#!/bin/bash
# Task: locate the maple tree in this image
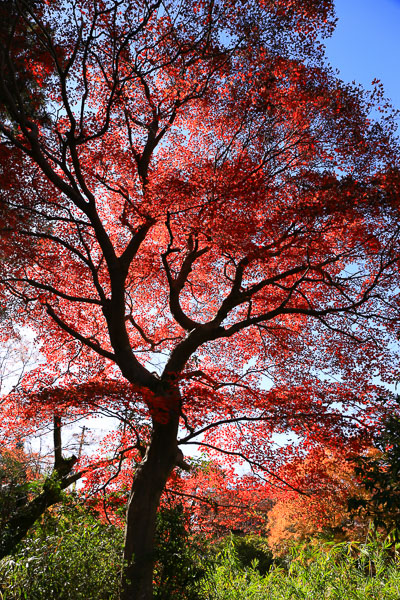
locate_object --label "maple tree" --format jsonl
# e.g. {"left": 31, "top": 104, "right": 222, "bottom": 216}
{"left": 266, "top": 446, "right": 371, "bottom": 552}
{"left": 1, "top": 0, "right": 400, "bottom": 598}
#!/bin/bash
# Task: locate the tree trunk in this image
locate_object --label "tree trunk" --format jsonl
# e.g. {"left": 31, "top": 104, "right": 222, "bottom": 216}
{"left": 120, "top": 409, "right": 180, "bottom": 600}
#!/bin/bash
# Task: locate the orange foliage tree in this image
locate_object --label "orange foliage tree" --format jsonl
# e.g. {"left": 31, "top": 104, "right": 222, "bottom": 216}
{"left": 267, "top": 446, "right": 371, "bottom": 552}
{"left": 1, "top": 0, "right": 400, "bottom": 597}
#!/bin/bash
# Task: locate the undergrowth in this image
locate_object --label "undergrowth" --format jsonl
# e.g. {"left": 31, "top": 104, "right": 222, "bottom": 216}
{"left": 200, "top": 534, "right": 400, "bottom": 599}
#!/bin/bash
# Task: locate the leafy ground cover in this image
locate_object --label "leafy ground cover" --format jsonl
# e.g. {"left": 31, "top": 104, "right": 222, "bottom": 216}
{"left": 1, "top": 506, "right": 400, "bottom": 600}
{"left": 0, "top": 503, "right": 123, "bottom": 600}
{"left": 201, "top": 535, "right": 400, "bottom": 600}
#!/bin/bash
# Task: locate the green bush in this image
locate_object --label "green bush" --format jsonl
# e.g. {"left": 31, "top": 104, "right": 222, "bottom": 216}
{"left": 154, "top": 503, "right": 208, "bottom": 600}
{"left": 0, "top": 449, "right": 32, "bottom": 528}
{"left": 349, "top": 396, "right": 400, "bottom": 537}
{"left": 226, "top": 535, "right": 273, "bottom": 576}
{"left": 200, "top": 534, "right": 400, "bottom": 599}
{"left": 0, "top": 499, "right": 207, "bottom": 600}
{"left": 0, "top": 500, "right": 123, "bottom": 600}
{"left": 3, "top": 498, "right": 400, "bottom": 600}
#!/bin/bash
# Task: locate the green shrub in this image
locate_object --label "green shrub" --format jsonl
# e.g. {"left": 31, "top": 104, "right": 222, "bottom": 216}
{"left": 4, "top": 498, "right": 400, "bottom": 600}
{"left": 0, "top": 499, "right": 206, "bottom": 600}
{"left": 0, "top": 448, "right": 33, "bottom": 528}
{"left": 200, "top": 534, "right": 400, "bottom": 599}
{"left": 0, "top": 500, "right": 123, "bottom": 600}
{"left": 227, "top": 535, "right": 273, "bottom": 576}
{"left": 154, "top": 503, "right": 208, "bottom": 600}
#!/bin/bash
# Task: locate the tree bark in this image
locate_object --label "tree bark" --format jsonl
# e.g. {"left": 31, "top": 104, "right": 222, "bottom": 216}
{"left": 120, "top": 408, "right": 180, "bottom": 600}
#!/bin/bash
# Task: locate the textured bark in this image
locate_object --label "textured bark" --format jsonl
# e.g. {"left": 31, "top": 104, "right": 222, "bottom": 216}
{"left": 120, "top": 410, "right": 180, "bottom": 600}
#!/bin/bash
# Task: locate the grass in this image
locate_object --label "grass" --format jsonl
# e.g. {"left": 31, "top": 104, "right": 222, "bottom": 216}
{"left": 200, "top": 534, "right": 400, "bottom": 599}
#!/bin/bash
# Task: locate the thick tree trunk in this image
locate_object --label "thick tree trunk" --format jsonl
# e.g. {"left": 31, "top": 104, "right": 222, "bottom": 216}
{"left": 120, "top": 409, "right": 180, "bottom": 600}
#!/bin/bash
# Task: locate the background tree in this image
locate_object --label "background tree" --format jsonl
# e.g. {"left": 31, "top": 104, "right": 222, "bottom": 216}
{"left": 0, "top": 416, "right": 80, "bottom": 559}
{"left": 0, "top": 378, "right": 149, "bottom": 557}
{"left": 349, "top": 395, "right": 400, "bottom": 537}
{"left": 0, "top": 445, "right": 41, "bottom": 527}
{"left": 267, "top": 446, "right": 371, "bottom": 553}
{"left": 0, "top": 1, "right": 400, "bottom": 598}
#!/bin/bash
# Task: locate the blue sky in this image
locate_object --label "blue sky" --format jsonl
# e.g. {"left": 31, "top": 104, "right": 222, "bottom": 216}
{"left": 325, "top": 0, "right": 400, "bottom": 115}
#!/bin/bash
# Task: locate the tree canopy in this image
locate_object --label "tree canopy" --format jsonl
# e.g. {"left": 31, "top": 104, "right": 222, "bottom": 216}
{"left": 0, "top": 1, "right": 399, "bottom": 598}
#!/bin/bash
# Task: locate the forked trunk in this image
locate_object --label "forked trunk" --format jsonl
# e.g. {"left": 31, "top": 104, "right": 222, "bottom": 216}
{"left": 120, "top": 410, "right": 180, "bottom": 600}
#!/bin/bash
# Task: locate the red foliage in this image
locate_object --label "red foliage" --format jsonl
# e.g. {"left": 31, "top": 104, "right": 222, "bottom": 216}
{"left": 0, "top": 0, "right": 399, "bottom": 593}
